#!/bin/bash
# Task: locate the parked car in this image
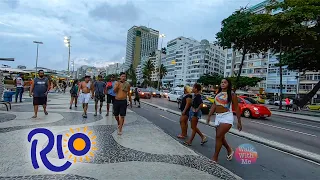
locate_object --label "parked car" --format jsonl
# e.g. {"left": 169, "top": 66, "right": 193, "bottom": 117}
{"left": 138, "top": 88, "right": 151, "bottom": 99}
{"left": 234, "top": 96, "right": 272, "bottom": 118}
{"left": 306, "top": 103, "right": 320, "bottom": 110}
{"left": 168, "top": 91, "right": 183, "bottom": 102}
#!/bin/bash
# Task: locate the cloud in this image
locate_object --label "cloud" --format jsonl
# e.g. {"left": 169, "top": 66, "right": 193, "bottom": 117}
{"left": 2, "top": 0, "right": 19, "bottom": 9}
{"left": 0, "top": 32, "right": 36, "bottom": 38}
{"left": 89, "top": 1, "right": 140, "bottom": 22}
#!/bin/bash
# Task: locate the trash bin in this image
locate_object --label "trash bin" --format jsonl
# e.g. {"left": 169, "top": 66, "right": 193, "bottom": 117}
{"left": 3, "top": 91, "right": 15, "bottom": 102}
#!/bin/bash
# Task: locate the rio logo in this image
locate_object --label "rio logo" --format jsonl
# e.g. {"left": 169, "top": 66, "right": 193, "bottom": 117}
{"left": 28, "top": 126, "right": 97, "bottom": 172}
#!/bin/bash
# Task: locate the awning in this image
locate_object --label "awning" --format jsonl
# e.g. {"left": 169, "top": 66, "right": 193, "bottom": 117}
{"left": 0, "top": 68, "right": 28, "bottom": 73}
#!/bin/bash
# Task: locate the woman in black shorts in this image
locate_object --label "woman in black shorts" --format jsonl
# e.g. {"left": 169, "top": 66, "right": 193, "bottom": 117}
{"left": 177, "top": 86, "right": 192, "bottom": 139}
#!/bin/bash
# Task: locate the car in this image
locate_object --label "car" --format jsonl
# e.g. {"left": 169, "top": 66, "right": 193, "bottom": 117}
{"left": 138, "top": 88, "right": 151, "bottom": 99}
{"left": 161, "top": 90, "right": 169, "bottom": 98}
{"left": 147, "top": 88, "right": 161, "bottom": 98}
{"left": 234, "top": 96, "right": 272, "bottom": 118}
{"left": 306, "top": 103, "right": 320, "bottom": 110}
{"left": 167, "top": 91, "right": 183, "bottom": 102}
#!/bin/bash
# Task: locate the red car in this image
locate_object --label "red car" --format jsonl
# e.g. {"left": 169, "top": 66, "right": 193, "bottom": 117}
{"left": 232, "top": 96, "right": 271, "bottom": 118}
{"left": 138, "top": 88, "right": 151, "bottom": 99}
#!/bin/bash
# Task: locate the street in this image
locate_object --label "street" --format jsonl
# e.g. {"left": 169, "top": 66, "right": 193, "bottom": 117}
{"left": 141, "top": 98, "right": 320, "bottom": 154}
{"left": 128, "top": 98, "right": 320, "bottom": 179}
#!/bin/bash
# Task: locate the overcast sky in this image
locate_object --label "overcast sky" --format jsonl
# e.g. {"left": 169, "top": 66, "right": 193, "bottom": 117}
{"left": 0, "top": 0, "right": 263, "bottom": 70}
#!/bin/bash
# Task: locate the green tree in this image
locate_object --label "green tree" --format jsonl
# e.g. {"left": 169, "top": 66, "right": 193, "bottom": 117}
{"left": 142, "top": 59, "right": 155, "bottom": 87}
{"left": 229, "top": 76, "right": 262, "bottom": 90}
{"left": 251, "top": 0, "right": 319, "bottom": 108}
{"left": 197, "top": 73, "right": 223, "bottom": 87}
{"left": 216, "top": 9, "right": 264, "bottom": 91}
{"left": 126, "top": 64, "right": 137, "bottom": 86}
{"left": 269, "top": 0, "right": 320, "bottom": 107}
{"left": 156, "top": 64, "right": 168, "bottom": 89}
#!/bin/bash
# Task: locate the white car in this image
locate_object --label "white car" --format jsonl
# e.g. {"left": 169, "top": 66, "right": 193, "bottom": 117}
{"left": 274, "top": 99, "right": 293, "bottom": 106}
{"left": 167, "top": 91, "right": 183, "bottom": 102}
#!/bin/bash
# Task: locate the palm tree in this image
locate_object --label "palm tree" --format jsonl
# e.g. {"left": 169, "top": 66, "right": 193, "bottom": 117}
{"left": 142, "top": 59, "right": 154, "bottom": 87}
{"left": 126, "top": 64, "right": 137, "bottom": 86}
{"left": 158, "top": 64, "right": 167, "bottom": 88}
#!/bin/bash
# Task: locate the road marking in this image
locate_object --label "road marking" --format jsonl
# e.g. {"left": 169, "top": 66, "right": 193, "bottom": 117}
{"left": 251, "top": 120, "right": 317, "bottom": 137}
{"left": 285, "top": 121, "right": 320, "bottom": 129}
{"left": 159, "top": 115, "right": 178, "bottom": 124}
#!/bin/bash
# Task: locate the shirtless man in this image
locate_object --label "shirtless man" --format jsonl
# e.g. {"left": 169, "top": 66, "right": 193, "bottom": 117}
{"left": 113, "top": 72, "right": 132, "bottom": 135}
{"left": 78, "top": 75, "right": 93, "bottom": 118}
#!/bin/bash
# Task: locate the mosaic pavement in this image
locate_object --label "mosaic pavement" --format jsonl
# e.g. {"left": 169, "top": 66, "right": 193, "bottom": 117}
{"left": 0, "top": 93, "right": 241, "bottom": 180}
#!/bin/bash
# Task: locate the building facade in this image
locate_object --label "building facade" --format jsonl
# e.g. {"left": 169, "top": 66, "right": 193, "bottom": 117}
{"left": 162, "top": 37, "right": 225, "bottom": 88}
{"left": 124, "top": 26, "right": 159, "bottom": 71}
{"left": 105, "top": 63, "right": 124, "bottom": 76}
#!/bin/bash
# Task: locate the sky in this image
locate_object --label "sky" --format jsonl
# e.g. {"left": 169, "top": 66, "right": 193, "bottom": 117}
{"left": 0, "top": 0, "right": 263, "bottom": 70}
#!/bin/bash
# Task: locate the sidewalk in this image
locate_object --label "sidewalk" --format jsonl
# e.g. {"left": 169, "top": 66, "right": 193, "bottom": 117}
{"left": 0, "top": 93, "right": 241, "bottom": 180}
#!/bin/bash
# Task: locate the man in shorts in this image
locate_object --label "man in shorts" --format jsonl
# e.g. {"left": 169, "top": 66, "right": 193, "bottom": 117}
{"left": 93, "top": 75, "right": 106, "bottom": 116}
{"left": 113, "top": 72, "right": 132, "bottom": 135}
{"left": 78, "top": 75, "right": 93, "bottom": 118}
{"left": 29, "top": 70, "right": 50, "bottom": 118}
{"left": 106, "top": 74, "right": 116, "bottom": 116}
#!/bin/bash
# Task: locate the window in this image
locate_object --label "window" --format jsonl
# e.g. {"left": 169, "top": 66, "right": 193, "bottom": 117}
{"left": 306, "top": 74, "right": 313, "bottom": 80}
{"left": 226, "top": 66, "right": 231, "bottom": 69}
{"left": 314, "top": 74, "right": 320, "bottom": 80}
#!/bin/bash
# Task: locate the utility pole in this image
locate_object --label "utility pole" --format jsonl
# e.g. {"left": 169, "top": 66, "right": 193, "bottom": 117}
{"left": 33, "top": 41, "right": 43, "bottom": 77}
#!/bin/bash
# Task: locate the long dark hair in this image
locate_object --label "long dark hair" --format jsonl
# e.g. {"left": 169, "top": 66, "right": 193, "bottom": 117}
{"left": 217, "top": 78, "right": 232, "bottom": 103}
{"left": 72, "top": 80, "right": 78, "bottom": 87}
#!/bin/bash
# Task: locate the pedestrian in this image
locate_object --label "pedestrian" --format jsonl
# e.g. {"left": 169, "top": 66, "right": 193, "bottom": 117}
{"left": 29, "top": 70, "right": 50, "bottom": 118}
{"left": 14, "top": 73, "right": 24, "bottom": 103}
{"left": 134, "top": 87, "right": 141, "bottom": 108}
{"left": 63, "top": 81, "right": 67, "bottom": 93}
{"left": 184, "top": 83, "right": 207, "bottom": 146}
{"left": 292, "top": 99, "right": 299, "bottom": 112}
{"left": 78, "top": 75, "right": 93, "bottom": 118}
{"left": 93, "top": 75, "right": 106, "bottom": 116}
{"left": 113, "top": 72, "right": 132, "bottom": 135}
{"left": 69, "top": 80, "right": 79, "bottom": 109}
{"left": 177, "top": 85, "right": 192, "bottom": 139}
{"left": 285, "top": 97, "right": 290, "bottom": 111}
{"left": 207, "top": 78, "right": 242, "bottom": 163}
{"left": 106, "top": 74, "right": 116, "bottom": 116}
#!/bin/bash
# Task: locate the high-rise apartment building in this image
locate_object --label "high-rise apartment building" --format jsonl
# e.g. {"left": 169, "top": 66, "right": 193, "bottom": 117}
{"left": 224, "top": 0, "right": 298, "bottom": 95}
{"left": 162, "top": 37, "right": 225, "bottom": 88}
{"left": 124, "top": 26, "right": 159, "bottom": 71}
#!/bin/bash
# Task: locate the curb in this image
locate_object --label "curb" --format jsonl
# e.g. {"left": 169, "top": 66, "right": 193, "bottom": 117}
{"left": 270, "top": 111, "right": 320, "bottom": 123}
{"left": 141, "top": 100, "right": 320, "bottom": 164}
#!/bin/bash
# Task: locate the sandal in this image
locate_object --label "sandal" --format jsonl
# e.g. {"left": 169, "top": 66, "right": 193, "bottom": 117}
{"left": 177, "top": 134, "right": 186, "bottom": 139}
{"left": 44, "top": 111, "right": 48, "bottom": 115}
{"left": 201, "top": 137, "right": 208, "bottom": 145}
{"left": 183, "top": 142, "right": 192, "bottom": 146}
{"left": 227, "top": 150, "right": 234, "bottom": 161}
{"left": 31, "top": 115, "right": 37, "bottom": 118}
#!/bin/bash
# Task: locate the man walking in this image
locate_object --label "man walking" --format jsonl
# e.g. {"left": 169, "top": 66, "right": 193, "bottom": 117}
{"left": 93, "top": 75, "right": 106, "bottom": 116}
{"left": 106, "top": 74, "right": 116, "bottom": 116}
{"left": 29, "top": 70, "right": 50, "bottom": 118}
{"left": 14, "top": 73, "right": 24, "bottom": 103}
{"left": 113, "top": 72, "right": 132, "bottom": 135}
{"left": 78, "top": 75, "right": 93, "bottom": 118}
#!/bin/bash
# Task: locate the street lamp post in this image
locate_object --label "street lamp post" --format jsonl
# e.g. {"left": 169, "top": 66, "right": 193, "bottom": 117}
{"left": 33, "top": 41, "right": 43, "bottom": 77}
{"left": 64, "top": 36, "right": 71, "bottom": 76}
{"left": 157, "top": 34, "right": 165, "bottom": 90}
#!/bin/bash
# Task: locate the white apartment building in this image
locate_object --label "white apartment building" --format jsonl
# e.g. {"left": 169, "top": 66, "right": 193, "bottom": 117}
{"left": 105, "top": 63, "right": 124, "bottom": 75}
{"left": 162, "top": 37, "right": 225, "bottom": 88}
{"left": 124, "top": 26, "right": 159, "bottom": 71}
{"left": 136, "top": 50, "right": 166, "bottom": 84}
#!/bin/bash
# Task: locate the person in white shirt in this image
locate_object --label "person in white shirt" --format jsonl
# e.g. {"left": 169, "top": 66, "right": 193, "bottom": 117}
{"left": 14, "top": 73, "right": 24, "bottom": 103}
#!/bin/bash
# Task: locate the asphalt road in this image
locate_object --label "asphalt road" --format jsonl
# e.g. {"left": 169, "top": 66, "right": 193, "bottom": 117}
{"left": 130, "top": 103, "right": 320, "bottom": 180}
{"left": 141, "top": 98, "right": 320, "bottom": 154}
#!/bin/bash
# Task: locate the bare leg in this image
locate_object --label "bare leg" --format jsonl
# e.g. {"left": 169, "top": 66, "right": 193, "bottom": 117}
{"left": 212, "top": 123, "right": 232, "bottom": 162}
{"left": 84, "top": 103, "right": 88, "bottom": 116}
{"left": 43, "top": 104, "right": 48, "bottom": 115}
{"left": 179, "top": 115, "right": 188, "bottom": 137}
{"left": 70, "top": 97, "right": 74, "bottom": 109}
{"left": 74, "top": 98, "right": 77, "bottom": 107}
{"left": 118, "top": 116, "right": 125, "bottom": 134}
{"left": 115, "top": 116, "right": 120, "bottom": 126}
{"left": 186, "top": 117, "right": 204, "bottom": 144}
{"left": 33, "top": 105, "right": 38, "bottom": 118}
{"left": 99, "top": 101, "right": 103, "bottom": 114}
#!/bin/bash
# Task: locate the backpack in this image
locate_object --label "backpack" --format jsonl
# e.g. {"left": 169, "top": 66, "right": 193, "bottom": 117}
{"left": 70, "top": 86, "right": 76, "bottom": 94}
